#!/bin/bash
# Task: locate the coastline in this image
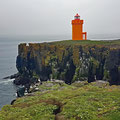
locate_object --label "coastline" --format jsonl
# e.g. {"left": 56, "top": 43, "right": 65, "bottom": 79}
{"left": 1, "top": 39, "right": 120, "bottom": 119}
{"left": 1, "top": 79, "right": 120, "bottom": 119}
{"left": 2, "top": 39, "right": 120, "bottom": 104}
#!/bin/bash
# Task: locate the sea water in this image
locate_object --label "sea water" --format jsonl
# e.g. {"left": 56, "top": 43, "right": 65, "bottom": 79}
{"left": 0, "top": 34, "right": 120, "bottom": 109}
{"left": 0, "top": 35, "right": 71, "bottom": 109}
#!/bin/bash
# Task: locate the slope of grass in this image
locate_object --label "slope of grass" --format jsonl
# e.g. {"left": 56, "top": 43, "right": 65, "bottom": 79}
{"left": 0, "top": 81, "right": 120, "bottom": 120}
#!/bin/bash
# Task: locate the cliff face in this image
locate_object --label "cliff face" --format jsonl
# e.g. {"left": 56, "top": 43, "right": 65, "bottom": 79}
{"left": 16, "top": 40, "right": 120, "bottom": 85}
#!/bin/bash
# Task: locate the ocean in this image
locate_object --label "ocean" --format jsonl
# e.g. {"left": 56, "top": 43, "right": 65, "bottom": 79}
{"left": 0, "top": 34, "right": 120, "bottom": 109}
{"left": 0, "top": 35, "right": 72, "bottom": 109}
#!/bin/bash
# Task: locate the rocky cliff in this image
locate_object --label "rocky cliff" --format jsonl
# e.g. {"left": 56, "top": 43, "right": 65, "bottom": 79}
{"left": 15, "top": 40, "right": 120, "bottom": 85}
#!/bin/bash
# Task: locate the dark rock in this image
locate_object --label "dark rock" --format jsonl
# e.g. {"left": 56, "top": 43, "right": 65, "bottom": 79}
{"left": 3, "top": 73, "right": 19, "bottom": 79}
{"left": 16, "top": 86, "right": 25, "bottom": 97}
{"left": 15, "top": 41, "right": 120, "bottom": 85}
{"left": 11, "top": 99, "right": 16, "bottom": 105}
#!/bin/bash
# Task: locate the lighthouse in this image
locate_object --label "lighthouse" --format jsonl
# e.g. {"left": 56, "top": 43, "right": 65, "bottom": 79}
{"left": 72, "top": 13, "right": 87, "bottom": 40}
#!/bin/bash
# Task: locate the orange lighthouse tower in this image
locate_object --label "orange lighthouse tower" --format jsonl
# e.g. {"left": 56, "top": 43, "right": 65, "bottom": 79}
{"left": 72, "top": 13, "right": 87, "bottom": 40}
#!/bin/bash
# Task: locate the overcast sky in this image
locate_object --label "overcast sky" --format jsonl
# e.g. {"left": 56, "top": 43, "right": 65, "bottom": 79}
{"left": 0, "top": 0, "right": 120, "bottom": 37}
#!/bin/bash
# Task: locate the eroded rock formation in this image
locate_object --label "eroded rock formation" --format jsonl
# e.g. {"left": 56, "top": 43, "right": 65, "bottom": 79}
{"left": 15, "top": 40, "right": 120, "bottom": 85}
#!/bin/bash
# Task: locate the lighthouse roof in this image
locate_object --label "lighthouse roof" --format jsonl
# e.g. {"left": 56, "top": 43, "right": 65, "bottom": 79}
{"left": 75, "top": 13, "right": 80, "bottom": 17}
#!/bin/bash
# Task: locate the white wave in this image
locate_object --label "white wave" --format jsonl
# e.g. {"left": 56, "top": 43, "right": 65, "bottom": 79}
{"left": 0, "top": 79, "right": 14, "bottom": 84}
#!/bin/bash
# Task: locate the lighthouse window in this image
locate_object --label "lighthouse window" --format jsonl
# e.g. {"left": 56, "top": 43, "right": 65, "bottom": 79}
{"left": 75, "top": 16, "right": 80, "bottom": 19}
{"left": 83, "top": 34, "right": 85, "bottom": 40}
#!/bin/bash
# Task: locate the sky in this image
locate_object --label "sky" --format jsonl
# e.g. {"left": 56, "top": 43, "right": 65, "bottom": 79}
{"left": 0, "top": 0, "right": 120, "bottom": 38}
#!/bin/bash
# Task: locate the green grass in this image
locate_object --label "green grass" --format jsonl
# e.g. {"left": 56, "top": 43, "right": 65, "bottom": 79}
{"left": 1, "top": 81, "right": 120, "bottom": 120}
{"left": 48, "top": 40, "right": 120, "bottom": 46}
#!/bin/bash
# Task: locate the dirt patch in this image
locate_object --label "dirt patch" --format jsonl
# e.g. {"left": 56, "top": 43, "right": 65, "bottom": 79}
{"left": 13, "top": 98, "right": 65, "bottom": 120}
{"left": 38, "top": 99, "right": 65, "bottom": 120}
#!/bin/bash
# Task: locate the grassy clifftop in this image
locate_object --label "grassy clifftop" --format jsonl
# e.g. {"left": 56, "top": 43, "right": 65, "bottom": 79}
{"left": 1, "top": 81, "right": 120, "bottom": 120}
{"left": 49, "top": 40, "right": 120, "bottom": 46}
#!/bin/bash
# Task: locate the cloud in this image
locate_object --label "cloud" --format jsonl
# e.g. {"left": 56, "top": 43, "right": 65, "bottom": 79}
{"left": 0, "top": 0, "right": 120, "bottom": 36}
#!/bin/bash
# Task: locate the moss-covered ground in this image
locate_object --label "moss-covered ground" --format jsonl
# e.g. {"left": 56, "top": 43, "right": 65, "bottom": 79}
{"left": 1, "top": 81, "right": 120, "bottom": 120}
{"left": 48, "top": 40, "right": 120, "bottom": 46}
